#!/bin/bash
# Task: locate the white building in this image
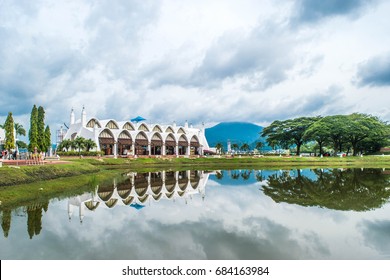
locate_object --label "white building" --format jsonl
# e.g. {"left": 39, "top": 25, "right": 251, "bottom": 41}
{"left": 0, "top": 128, "right": 5, "bottom": 146}
{"left": 62, "top": 107, "right": 210, "bottom": 156}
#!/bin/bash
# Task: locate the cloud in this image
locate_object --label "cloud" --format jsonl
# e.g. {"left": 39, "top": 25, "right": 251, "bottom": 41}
{"left": 142, "top": 21, "right": 297, "bottom": 91}
{"left": 291, "top": 0, "right": 377, "bottom": 24}
{"left": 360, "top": 219, "right": 390, "bottom": 255}
{"left": 355, "top": 53, "right": 390, "bottom": 87}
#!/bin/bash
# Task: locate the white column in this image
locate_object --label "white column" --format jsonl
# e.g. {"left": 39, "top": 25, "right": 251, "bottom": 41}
{"left": 175, "top": 144, "right": 179, "bottom": 156}
{"left": 131, "top": 143, "right": 135, "bottom": 155}
{"left": 113, "top": 142, "right": 117, "bottom": 157}
{"left": 187, "top": 142, "right": 191, "bottom": 156}
{"left": 162, "top": 143, "right": 166, "bottom": 156}
{"left": 148, "top": 142, "right": 151, "bottom": 155}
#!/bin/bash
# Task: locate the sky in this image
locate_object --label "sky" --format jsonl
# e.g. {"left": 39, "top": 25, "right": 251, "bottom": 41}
{"left": 1, "top": 0, "right": 390, "bottom": 141}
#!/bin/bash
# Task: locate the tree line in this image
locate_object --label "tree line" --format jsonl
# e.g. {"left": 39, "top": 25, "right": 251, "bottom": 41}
{"left": 261, "top": 113, "right": 390, "bottom": 156}
{"left": 1, "top": 105, "right": 51, "bottom": 155}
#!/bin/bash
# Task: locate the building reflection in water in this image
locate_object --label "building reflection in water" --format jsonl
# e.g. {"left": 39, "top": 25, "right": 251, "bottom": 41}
{"left": 68, "top": 170, "right": 209, "bottom": 222}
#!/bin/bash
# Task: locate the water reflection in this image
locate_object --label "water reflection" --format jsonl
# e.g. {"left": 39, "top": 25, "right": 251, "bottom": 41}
{"left": 259, "top": 168, "right": 390, "bottom": 211}
{"left": 1, "top": 168, "right": 390, "bottom": 259}
{"left": 68, "top": 170, "right": 208, "bottom": 222}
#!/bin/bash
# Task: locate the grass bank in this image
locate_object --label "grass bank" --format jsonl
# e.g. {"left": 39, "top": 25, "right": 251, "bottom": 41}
{"left": 79, "top": 155, "right": 390, "bottom": 171}
{"left": 0, "top": 168, "right": 124, "bottom": 211}
{"left": 0, "top": 161, "right": 99, "bottom": 187}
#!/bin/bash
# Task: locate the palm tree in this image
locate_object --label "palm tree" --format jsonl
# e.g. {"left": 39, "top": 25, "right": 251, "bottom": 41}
{"left": 231, "top": 143, "right": 239, "bottom": 153}
{"left": 14, "top": 123, "right": 26, "bottom": 138}
{"left": 73, "top": 136, "right": 86, "bottom": 153}
{"left": 255, "top": 141, "right": 264, "bottom": 154}
{"left": 215, "top": 142, "right": 224, "bottom": 154}
{"left": 58, "top": 139, "right": 72, "bottom": 152}
{"left": 240, "top": 143, "right": 250, "bottom": 154}
{"left": 85, "top": 138, "right": 97, "bottom": 152}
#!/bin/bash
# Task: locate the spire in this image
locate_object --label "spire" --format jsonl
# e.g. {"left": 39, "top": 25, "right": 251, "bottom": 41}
{"left": 81, "top": 106, "right": 87, "bottom": 127}
{"left": 70, "top": 108, "right": 75, "bottom": 125}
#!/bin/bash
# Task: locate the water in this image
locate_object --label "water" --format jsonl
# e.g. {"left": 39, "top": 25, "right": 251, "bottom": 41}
{"left": 1, "top": 168, "right": 390, "bottom": 259}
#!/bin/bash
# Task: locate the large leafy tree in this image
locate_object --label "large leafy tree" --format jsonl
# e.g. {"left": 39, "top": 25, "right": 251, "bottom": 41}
{"left": 262, "top": 117, "right": 319, "bottom": 155}
{"left": 28, "top": 105, "right": 39, "bottom": 152}
{"left": 4, "top": 112, "right": 15, "bottom": 150}
{"left": 345, "top": 113, "right": 389, "bottom": 156}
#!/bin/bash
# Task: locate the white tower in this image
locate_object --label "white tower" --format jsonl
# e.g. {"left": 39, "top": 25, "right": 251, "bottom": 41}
{"left": 81, "top": 106, "right": 87, "bottom": 127}
{"left": 70, "top": 108, "right": 75, "bottom": 125}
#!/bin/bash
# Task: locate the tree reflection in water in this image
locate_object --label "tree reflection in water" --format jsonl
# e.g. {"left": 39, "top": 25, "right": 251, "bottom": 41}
{"left": 261, "top": 168, "right": 390, "bottom": 211}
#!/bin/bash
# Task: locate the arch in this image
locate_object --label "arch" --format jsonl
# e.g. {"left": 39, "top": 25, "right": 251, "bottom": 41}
{"left": 190, "top": 170, "right": 200, "bottom": 189}
{"left": 122, "top": 196, "right": 135, "bottom": 205}
{"left": 105, "top": 198, "right": 118, "bottom": 208}
{"left": 165, "top": 133, "right": 176, "bottom": 155}
{"left": 86, "top": 118, "right": 102, "bottom": 128}
{"left": 150, "top": 132, "right": 163, "bottom": 155}
{"left": 71, "top": 133, "right": 77, "bottom": 140}
{"left": 152, "top": 193, "right": 163, "bottom": 201}
{"left": 117, "top": 130, "right": 133, "bottom": 155}
{"left": 138, "top": 194, "right": 149, "bottom": 203}
{"left": 152, "top": 125, "right": 163, "bottom": 133}
{"left": 84, "top": 201, "right": 100, "bottom": 211}
{"left": 178, "top": 135, "right": 188, "bottom": 155}
{"left": 105, "top": 120, "right": 119, "bottom": 129}
{"left": 138, "top": 123, "right": 150, "bottom": 132}
{"left": 190, "top": 135, "right": 200, "bottom": 155}
{"left": 122, "top": 121, "right": 135, "bottom": 131}
{"left": 165, "top": 192, "right": 175, "bottom": 199}
{"left": 98, "top": 190, "right": 114, "bottom": 201}
{"left": 165, "top": 126, "right": 174, "bottom": 133}
{"left": 164, "top": 171, "right": 176, "bottom": 192}
{"left": 99, "top": 129, "right": 115, "bottom": 155}
{"left": 177, "top": 127, "right": 186, "bottom": 134}
{"left": 135, "top": 131, "right": 148, "bottom": 155}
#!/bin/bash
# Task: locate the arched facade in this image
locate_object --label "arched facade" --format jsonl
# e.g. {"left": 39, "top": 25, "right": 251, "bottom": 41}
{"left": 62, "top": 108, "right": 209, "bottom": 157}
{"left": 99, "top": 129, "right": 115, "bottom": 155}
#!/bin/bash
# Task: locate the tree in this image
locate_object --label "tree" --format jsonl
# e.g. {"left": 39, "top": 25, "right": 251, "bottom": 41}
{"left": 44, "top": 125, "right": 51, "bottom": 153}
{"left": 255, "top": 141, "right": 264, "bottom": 153}
{"left": 231, "top": 143, "right": 239, "bottom": 152}
{"left": 14, "top": 122, "right": 26, "bottom": 138}
{"left": 58, "top": 139, "right": 71, "bottom": 152}
{"left": 304, "top": 117, "right": 329, "bottom": 155}
{"left": 84, "top": 138, "right": 97, "bottom": 151}
{"left": 37, "top": 106, "right": 46, "bottom": 152}
{"left": 73, "top": 136, "right": 86, "bottom": 153}
{"left": 345, "top": 113, "right": 389, "bottom": 156}
{"left": 215, "top": 142, "right": 224, "bottom": 154}
{"left": 240, "top": 143, "right": 250, "bottom": 153}
{"left": 4, "top": 112, "right": 15, "bottom": 151}
{"left": 16, "top": 140, "right": 28, "bottom": 149}
{"left": 28, "top": 105, "right": 39, "bottom": 152}
{"left": 262, "top": 117, "right": 319, "bottom": 155}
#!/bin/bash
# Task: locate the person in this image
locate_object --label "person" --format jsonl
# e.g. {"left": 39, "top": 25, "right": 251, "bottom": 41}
{"left": 13, "top": 150, "right": 17, "bottom": 160}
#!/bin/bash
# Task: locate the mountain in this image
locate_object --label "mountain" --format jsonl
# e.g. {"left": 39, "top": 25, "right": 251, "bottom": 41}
{"left": 205, "top": 122, "right": 264, "bottom": 150}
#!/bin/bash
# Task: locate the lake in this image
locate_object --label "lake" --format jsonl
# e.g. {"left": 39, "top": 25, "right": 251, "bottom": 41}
{"left": 1, "top": 168, "right": 390, "bottom": 259}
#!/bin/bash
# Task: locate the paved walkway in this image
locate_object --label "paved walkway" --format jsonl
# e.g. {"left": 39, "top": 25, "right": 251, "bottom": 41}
{"left": 1, "top": 159, "right": 70, "bottom": 166}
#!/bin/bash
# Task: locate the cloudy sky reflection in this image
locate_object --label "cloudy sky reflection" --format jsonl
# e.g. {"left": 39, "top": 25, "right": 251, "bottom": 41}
{"left": 1, "top": 169, "right": 390, "bottom": 260}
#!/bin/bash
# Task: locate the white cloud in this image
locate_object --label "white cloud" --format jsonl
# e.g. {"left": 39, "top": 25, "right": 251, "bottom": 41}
{"left": 1, "top": 0, "right": 390, "bottom": 138}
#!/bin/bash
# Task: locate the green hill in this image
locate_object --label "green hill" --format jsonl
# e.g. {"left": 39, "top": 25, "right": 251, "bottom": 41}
{"left": 205, "top": 122, "right": 264, "bottom": 150}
